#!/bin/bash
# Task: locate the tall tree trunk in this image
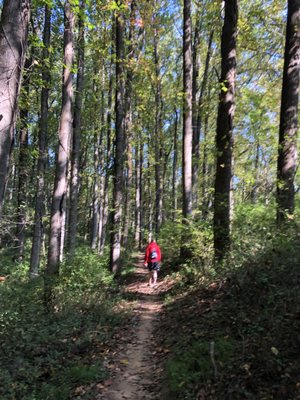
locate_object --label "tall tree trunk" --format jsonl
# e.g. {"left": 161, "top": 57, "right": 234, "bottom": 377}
{"left": 193, "top": 29, "right": 214, "bottom": 210}
{"left": 251, "top": 140, "right": 260, "bottom": 203}
{"left": 191, "top": 10, "right": 202, "bottom": 208}
{"left": 182, "top": 0, "right": 193, "bottom": 220}
{"left": 172, "top": 110, "right": 179, "bottom": 221}
{"left": 0, "top": 0, "right": 31, "bottom": 216}
{"left": 99, "top": 62, "right": 113, "bottom": 255}
{"left": 213, "top": 0, "right": 238, "bottom": 261}
{"left": 68, "top": 0, "right": 85, "bottom": 257}
{"left": 139, "top": 139, "right": 144, "bottom": 249}
{"left": 15, "top": 60, "right": 31, "bottom": 262}
{"left": 123, "top": 0, "right": 136, "bottom": 246}
{"left": 30, "top": 4, "right": 51, "bottom": 277}
{"left": 96, "top": 84, "right": 106, "bottom": 252}
{"left": 134, "top": 135, "right": 144, "bottom": 249}
{"left": 154, "top": 23, "right": 163, "bottom": 235}
{"left": 46, "top": 1, "right": 74, "bottom": 276}
{"left": 202, "top": 108, "right": 210, "bottom": 219}
{"left": 91, "top": 127, "right": 100, "bottom": 250}
{"left": 276, "top": 0, "right": 300, "bottom": 223}
{"left": 181, "top": 0, "right": 193, "bottom": 258}
{"left": 110, "top": 4, "right": 125, "bottom": 274}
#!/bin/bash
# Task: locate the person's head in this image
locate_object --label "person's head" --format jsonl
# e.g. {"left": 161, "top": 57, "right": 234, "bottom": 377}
{"left": 148, "top": 234, "right": 155, "bottom": 243}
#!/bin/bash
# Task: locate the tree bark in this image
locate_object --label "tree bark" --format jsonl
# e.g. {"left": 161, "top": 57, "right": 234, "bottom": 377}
{"left": 110, "top": 4, "right": 125, "bottom": 275}
{"left": 193, "top": 29, "right": 214, "bottom": 211}
{"left": 213, "top": 0, "right": 238, "bottom": 261}
{"left": 123, "top": 0, "right": 136, "bottom": 246}
{"left": 191, "top": 9, "right": 202, "bottom": 208}
{"left": 276, "top": 0, "right": 300, "bottom": 223}
{"left": 182, "top": 0, "right": 193, "bottom": 219}
{"left": 172, "top": 110, "right": 179, "bottom": 221}
{"left": 154, "top": 22, "right": 163, "bottom": 235}
{"left": 134, "top": 136, "right": 144, "bottom": 249}
{"left": 0, "top": 0, "right": 31, "bottom": 216}
{"left": 99, "top": 64, "right": 113, "bottom": 255}
{"left": 30, "top": 4, "right": 51, "bottom": 277}
{"left": 46, "top": 1, "right": 74, "bottom": 275}
{"left": 15, "top": 59, "right": 31, "bottom": 262}
{"left": 68, "top": 0, "right": 85, "bottom": 257}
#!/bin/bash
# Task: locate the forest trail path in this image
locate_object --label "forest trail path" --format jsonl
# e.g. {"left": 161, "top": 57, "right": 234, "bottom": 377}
{"left": 97, "top": 253, "right": 165, "bottom": 400}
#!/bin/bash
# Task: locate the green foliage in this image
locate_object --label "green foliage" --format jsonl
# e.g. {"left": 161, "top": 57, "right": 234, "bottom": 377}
{"left": 162, "top": 203, "right": 300, "bottom": 399}
{"left": 0, "top": 246, "right": 124, "bottom": 399}
{"left": 63, "top": 363, "right": 107, "bottom": 384}
{"left": 166, "top": 338, "right": 235, "bottom": 399}
{"left": 158, "top": 219, "right": 214, "bottom": 276}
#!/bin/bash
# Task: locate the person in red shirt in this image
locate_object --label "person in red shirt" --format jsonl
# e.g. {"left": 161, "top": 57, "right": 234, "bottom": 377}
{"left": 144, "top": 239, "right": 162, "bottom": 287}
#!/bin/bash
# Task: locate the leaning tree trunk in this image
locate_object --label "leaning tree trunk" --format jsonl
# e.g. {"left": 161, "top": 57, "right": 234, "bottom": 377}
{"left": 68, "top": 0, "right": 85, "bottom": 258}
{"left": 0, "top": 0, "right": 31, "bottom": 217}
{"left": 213, "top": 0, "right": 238, "bottom": 261}
{"left": 46, "top": 1, "right": 74, "bottom": 276}
{"left": 30, "top": 4, "right": 51, "bottom": 277}
{"left": 276, "top": 0, "right": 300, "bottom": 224}
{"left": 110, "top": 4, "right": 125, "bottom": 275}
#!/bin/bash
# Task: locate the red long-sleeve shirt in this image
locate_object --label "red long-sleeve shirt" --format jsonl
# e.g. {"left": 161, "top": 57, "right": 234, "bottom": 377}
{"left": 144, "top": 241, "right": 162, "bottom": 263}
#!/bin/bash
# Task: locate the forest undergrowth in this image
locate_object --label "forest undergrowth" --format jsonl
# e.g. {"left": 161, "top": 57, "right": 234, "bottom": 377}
{"left": 0, "top": 205, "right": 299, "bottom": 399}
{"left": 156, "top": 205, "right": 300, "bottom": 400}
{"left": 0, "top": 248, "right": 133, "bottom": 400}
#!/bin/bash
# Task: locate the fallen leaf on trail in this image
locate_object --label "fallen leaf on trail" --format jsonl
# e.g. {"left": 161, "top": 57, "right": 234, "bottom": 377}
{"left": 120, "top": 359, "right": 129, "bottom": 365}
{"left": 74, "top": 386, "right": 85, "bottom": 395}
{"left": 271, "top": 347, "right": 279, "bottom": 355}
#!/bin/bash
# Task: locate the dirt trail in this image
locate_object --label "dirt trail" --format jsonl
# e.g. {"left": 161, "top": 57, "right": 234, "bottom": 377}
{"left": 98, "top": 255, "right": 165, "bottom": 400}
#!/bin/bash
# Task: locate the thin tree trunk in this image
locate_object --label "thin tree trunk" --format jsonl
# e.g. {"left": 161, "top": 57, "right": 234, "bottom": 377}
{"left": 68, "top": 1, "right": 85, "bottom": 257}
{"left": 123, "top": 0, "right": 136, "bottom": 246}
{"left": 172, "top": 110, "right": 179, "bottom": 221}
{"left": 30, "top": 4, "right": 51, "bottom": 277}
{"left": 99, "top": 62, "right": 113, "bottom": 255}
{"left": 153, "top": 22, "right": 163, "bottom": 235}
{"left": 202, "top": 109, "right": 209, "bottom": 219}
{"left": 276, "top": 0, "right": 300, "bottom": 223}
{"left": 213, "top": 0, "right": 238, "bottom": 261}
{"left": 97, "top": 84, "right": 106, "bottom": 251}
{"left": 251, "top": 141, "right": 260, "bottom": 203}
{"left": 182, "top": 0, "right": 193, "bottom": 219}
{"left": 46, "top": 1, "right": 74, "bottom": 276}
{"left": 191, "top": 10, "right": 202, "bottom": 207}
{"left": 193, "top": 29, "right": 214, "bottom": 209}
{"left": 0, "top": 0, "right": 31, "bottom": 216}
{"left": 91, "top": 128, "right": 100, "bottom": 250}
{"left": 110, "top": 4, "right": 125, "bottom": 274}
{"left": 15, "top": 60, "right": 31, "bottom": 262}
{"left": 139, "top": 139, "right": 144, "bottom": 249}
{"left": 135, "top": 139, "right": 141, "bottom": 247}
